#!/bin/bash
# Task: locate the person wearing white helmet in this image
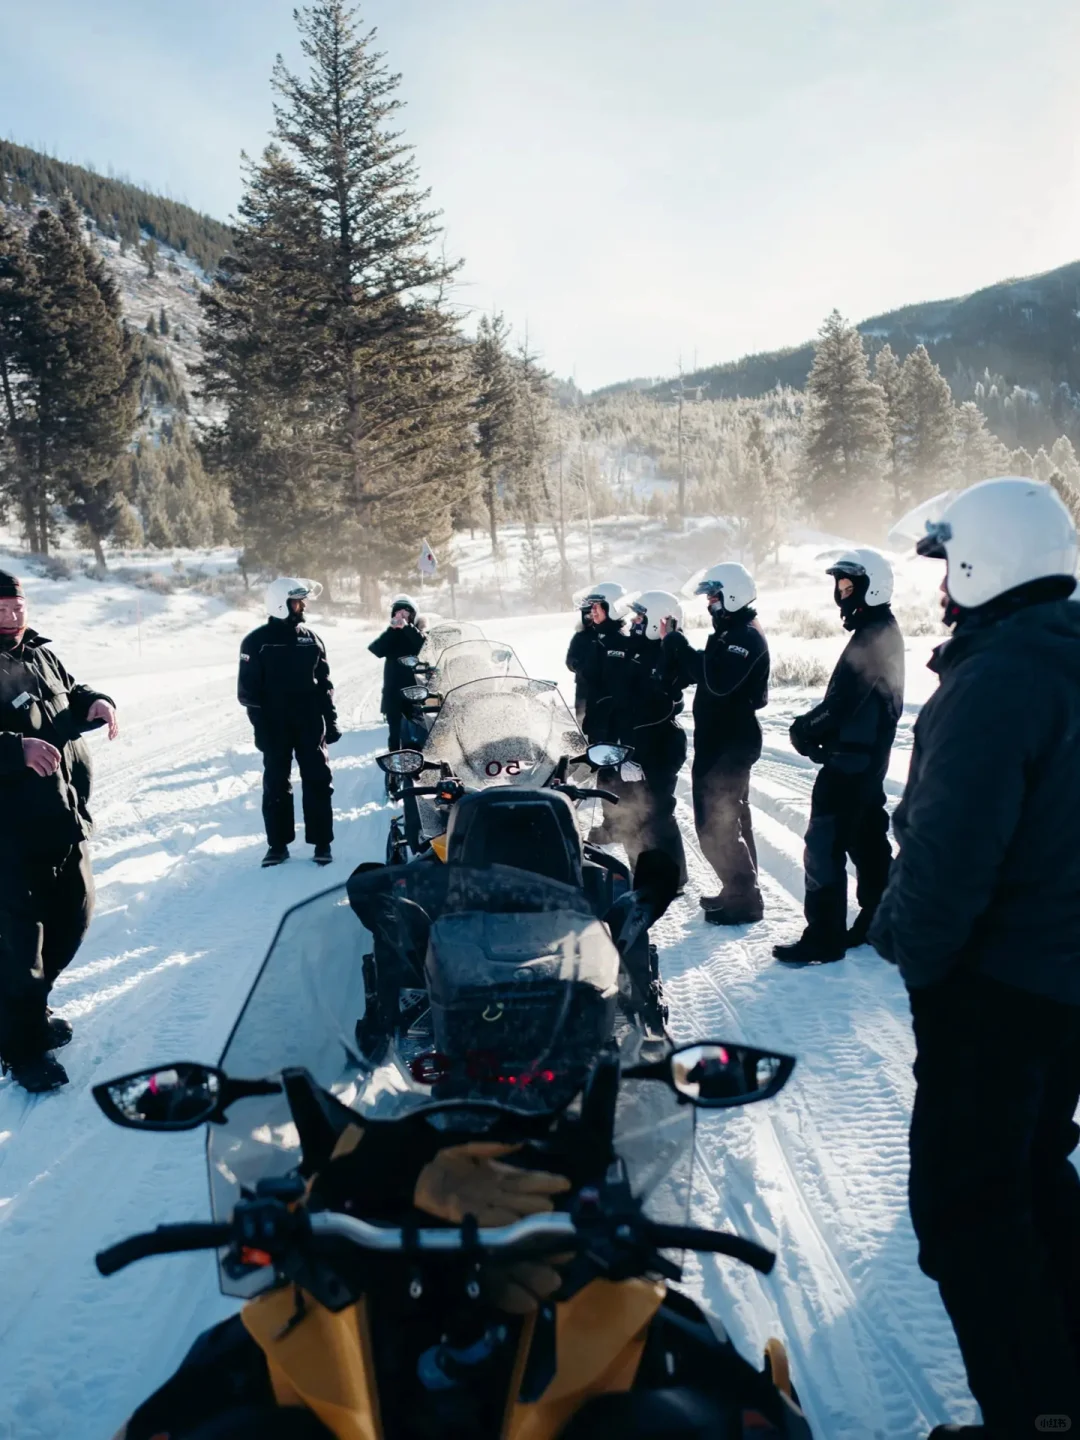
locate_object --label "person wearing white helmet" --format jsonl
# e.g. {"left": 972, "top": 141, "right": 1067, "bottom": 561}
{"left": 367, "top": 594, "right": 425, "bottom": 753}
{"left": 238, "top": 578, "right": 339, "bottom": 868}
{"left": 774, "top": 546, "right": 904, "bottom": 966}
{"left": 663, "top": 562, "right": 769, "bottom": 924}
{"left": 566, "top": 581, "right": 627, "bottom": 737}
{"left": 869, "top": 478, "right": 1080, "bottom": 1440}
{"left": 600, "top": 589, "right": 688, "bottom": 884}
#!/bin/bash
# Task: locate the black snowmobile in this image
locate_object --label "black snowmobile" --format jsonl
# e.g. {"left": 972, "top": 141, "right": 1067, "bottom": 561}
{"left": 92, "top": 866, "right": 812, "bottom": 1440}
{"left": 357, "top": 784, "right": 673, "bottom": 1061}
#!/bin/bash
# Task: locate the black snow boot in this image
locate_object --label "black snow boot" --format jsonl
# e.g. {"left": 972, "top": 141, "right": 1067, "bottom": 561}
{"left": 262, "top": 845, "right": 290, "bottom": 868}
{"left": 314, "top": 845, "right": 333, "bottom": 867}
{"left": 6, "top": 1051, "right": 69, "bottom": 1093}
{"left": 704, "top": 908, "right": 763, "bottom": 926}
{"left": 45, "top": 1009, "right": 73, "bottom": 1049}
{"left": 773, "top": 934, "right": 846, "bottom": 966}
{"left": 846, "top": 908, "right": 875, "bottom": 949}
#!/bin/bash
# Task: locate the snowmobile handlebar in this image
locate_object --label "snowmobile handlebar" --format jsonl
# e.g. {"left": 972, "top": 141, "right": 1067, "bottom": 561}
{"left": 95, "top": 1209, "right": 773, "bottom": 1277}
{"left": 96, "top": 1222, "right": 234, "bottom": 1276}
{"left": 552, "top": 783, "right": 619, "bottom": 804}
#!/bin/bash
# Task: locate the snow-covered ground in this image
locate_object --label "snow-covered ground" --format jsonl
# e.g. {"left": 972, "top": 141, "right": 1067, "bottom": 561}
{"left": 0, "top": 532, "right": 981, "bottom": 1439}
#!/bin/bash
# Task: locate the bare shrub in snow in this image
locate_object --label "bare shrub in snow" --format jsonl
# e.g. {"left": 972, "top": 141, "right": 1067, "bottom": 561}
{"left": 771, "top": 651, "right": 832, "bottom": 688}
{"left": 26, "top": 555, "right": 75, "bottom": 582}
{"left": 777, "top": 608, "right": 834, "bottom": 639}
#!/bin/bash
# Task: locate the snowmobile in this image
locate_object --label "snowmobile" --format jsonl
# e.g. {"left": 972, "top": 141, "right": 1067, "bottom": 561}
{"left": 354, "top": 798, "right": 674, "bottom": 1063}
{"left": 94, "top": 867, "right": 812, "bottom": 1440}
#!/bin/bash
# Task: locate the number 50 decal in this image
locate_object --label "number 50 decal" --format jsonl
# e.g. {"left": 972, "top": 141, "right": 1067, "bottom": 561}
{"left": 485, "top": 759, "right": 524, "bottom": 777}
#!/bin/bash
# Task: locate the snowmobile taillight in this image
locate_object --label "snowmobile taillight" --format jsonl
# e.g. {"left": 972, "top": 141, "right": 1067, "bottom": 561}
{"left": 240, "top": 1247, "right": 273, "bottom": 1268}
{"left": 411, "top": 1052, "right": 452, "bottom": 1085}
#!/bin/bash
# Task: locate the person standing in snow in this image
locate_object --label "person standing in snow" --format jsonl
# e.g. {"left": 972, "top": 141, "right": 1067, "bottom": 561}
{"left": 368, "top": 595, "right": 426, "bottom": 753}
{"left": 870, "top": 478, "right": 1080, "bottom": 1440}
{"left": 773, "top": 548, "right": 903, "bottom": 965}
{"left": 607, "top": 590, "right": 688, "bottom": 885}
{"left": 0, "top": 569, "right": 119, "bottom": 1092}
{"left": 565, "top": 581, "right": 626, "bottom": 732}
{"left": 238, "top": 578, "right": 339, "bottom": 869}
{"left": 663, "top": 563, "right": 769, "bottom": 925}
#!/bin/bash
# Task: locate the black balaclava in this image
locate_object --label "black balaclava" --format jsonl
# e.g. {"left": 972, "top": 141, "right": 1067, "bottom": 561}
{"left": 0, "top": 569, "right": 25, "bottom": 650}
{"left": 286, "top": 598, "right": 306, "bottom": 627}
{"left": 834, "top": 572, "right": 870, "bottom": 631}
{"left": 948, "top": 574, "right": 1077, "bottom": 633}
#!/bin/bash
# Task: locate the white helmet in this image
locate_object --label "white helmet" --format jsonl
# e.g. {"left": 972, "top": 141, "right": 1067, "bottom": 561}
{"left": 627, "top": 590, "right": 683, "bottom": 641}
{"left": 692, "top": 562, "right": 756, "bottom": 614}
{"left": 824, "top": 547, "right": 894, "bottom": 606}
{"left": 915, "top": 477, "right": 1078, "bottom": 609}
{"left": 266, "top": 577, "right": 323, "bottom": 620}
{"left": 389, "top": 593, "right": 418, "bottom": 620}
{"left": 576, "top": 579, "right": 626, "bottom": 616}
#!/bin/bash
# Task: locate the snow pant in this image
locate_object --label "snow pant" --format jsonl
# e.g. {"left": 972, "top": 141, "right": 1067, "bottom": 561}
{"left": 801, "top": 764, "right": 890, "bottom": 946}
{"left": 259, "top": 720, "right": 334, "bottom": 849}
{"left": 692, "top": 748, "right": 762, "bottom": 918}
{"left": 909, "top": 970, "right": 1080, "bottom": 1438}
{"left": 0, "top": 843, "right": 94, "bottom": 1065}
{"left": 602, "top": 727, "right": 688, "bottom": 886}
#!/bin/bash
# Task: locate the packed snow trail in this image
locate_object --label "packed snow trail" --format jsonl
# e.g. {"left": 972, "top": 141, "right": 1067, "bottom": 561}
{"left": 0, "top": 592, "right": 975, "bottom": 1438}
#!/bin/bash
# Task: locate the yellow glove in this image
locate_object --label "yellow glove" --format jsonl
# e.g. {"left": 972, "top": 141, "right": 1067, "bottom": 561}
{"left": 414, "top": 1142, "right": 570, "bottom": 1226}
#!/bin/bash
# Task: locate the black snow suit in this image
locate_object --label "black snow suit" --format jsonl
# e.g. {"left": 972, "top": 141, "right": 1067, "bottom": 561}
{"left": 565, "top": 621, "right": 598, "bottom": 730}
{"left": 665, "top": 609, "right": 769, "bottom": 918}
{"left": 0, "top": 630, "right": 110, "bottom": 1064}
{"left": 869, "top": 593, "right": 1080, "bottom": 1437}
{"left": 238, "top": 616, "right": 338, "bottom": 850}
{"left": 604, "top": 629, "right": 688, "bottom": 885}
{"left": 585, "top": 617, "right": 635, "bottom": 745}
{"left": 789, "top": 604, "right": 903, "bottom": 947}
{"left": 368, "top": 621, "right": 426, "bottom": 751}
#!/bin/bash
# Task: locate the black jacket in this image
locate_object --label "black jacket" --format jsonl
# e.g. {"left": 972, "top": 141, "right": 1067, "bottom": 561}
{"left": 0, "top": 630, "right": 113, "bottom": 857}
{"left": 238, "top": 617, "right": 337, "bottom": 734}
{"left": 665, "top": 610, "right": 769, "bottom": 762}
{"left": 368, "top": 622, "right": 426, "bottom": 715}
{"left": 585, "top": 617, "right": 636, "bottom": 743}
{"left": 616, "top": 631, "right": 686, "bottom": 770}
{"left": 791, "top": 607, "right": 903, "bottom": 775}
{"left": 870, "top": 598, "right": 1080, "bottom": 1003}
{"left": 566, "top": 623, "right": 599, "bottom": 716}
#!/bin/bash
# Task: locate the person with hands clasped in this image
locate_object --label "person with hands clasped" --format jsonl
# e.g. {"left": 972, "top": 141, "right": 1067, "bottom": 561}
{"left": 368, "top": 594, "right": 426, "bottom": 753}
{"left": 774, "top": 548, "right": 903, "bottom": 966}
{"left": 664, "top": 563, "right": 769, "bottom": 925}
{"left": 0, "top": 568, "right": 119, "bottom": 1092}
{"left": 238, "top": 578, "right": 339, "bottom": 870}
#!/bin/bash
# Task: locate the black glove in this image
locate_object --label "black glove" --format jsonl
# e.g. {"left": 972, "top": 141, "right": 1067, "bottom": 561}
{"left": 789, "top": 717, "right": 812, "bottom": 756}
{"left": 247, "top": 708, "right": 267, "bottom": 753}
{"left": 324, "top": 715, "right": 342, "bottom": 745}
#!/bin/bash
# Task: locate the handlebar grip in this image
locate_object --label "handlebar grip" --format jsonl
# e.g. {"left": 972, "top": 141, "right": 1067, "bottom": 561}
{"left": 645, "top": 1225, "right": 775, "bottom": 1274}
{"left": 96, "top": 1223, "right": 233, "bottom": 1277}
{"left": 593, "top": 789, "right": 619, "bottom": 804}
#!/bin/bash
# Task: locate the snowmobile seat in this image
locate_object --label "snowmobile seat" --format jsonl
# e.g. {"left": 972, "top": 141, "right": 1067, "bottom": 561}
{"left": 444, "top": 788, "right": 584, "bottom": 891}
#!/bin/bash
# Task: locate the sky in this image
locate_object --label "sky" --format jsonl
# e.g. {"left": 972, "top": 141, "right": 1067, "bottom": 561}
{"left": 3, "top": 0, "right": 1079, "bottom": 390}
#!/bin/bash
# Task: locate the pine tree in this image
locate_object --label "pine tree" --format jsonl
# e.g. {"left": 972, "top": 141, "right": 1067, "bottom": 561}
{"left": 725, "top": 412, "right": 788, "bottom": 565}
{"left": 1010, "top": 447, "right": 1034, "bottom": 477}
{"left": 142, "top": 237, "right": 158, "bottom": 278}
{"left": 1, "top": 201, "right": 139, "bottom": 559}
{"left": 873, "top": 343, "right": 903, "bottom": 478}
{"left": 893, "top": 345, "right": 957, "bottom": 510}
{"left": 954, "top": 401, "right": 1010, "bottom": 487}
{"left": 472, "top": 312, "right": 521, "bottom": 553}
{"left": 146, "top": 313, "right": 158, "bottom": 336}
{"left": 200, "top": 2, "right": 474, "bottom": 587}
{"left": 159, "top": 306, "right": 169, "bottom": 336}
{"left": 0, "top": 212, "right": 42, "bottom": 545}
{"left": 801, "top": 311, "right": 889, "bottom": 523}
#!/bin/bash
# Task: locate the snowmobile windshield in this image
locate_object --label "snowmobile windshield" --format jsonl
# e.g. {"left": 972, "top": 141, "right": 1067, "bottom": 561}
{"left": 431, "top": 639, "right": 527, "bottom": 693}
{"left": 209, "top": 865, "right": 618, "bottom": 1290}
{"left": 419, "top": 621, "right": 487, "bottom": 666}
{"left": 422, "top": 676, "right": 584, "bottom": 791}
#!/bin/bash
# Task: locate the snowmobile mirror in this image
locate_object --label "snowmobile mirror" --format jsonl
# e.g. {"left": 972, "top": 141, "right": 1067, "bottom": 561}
{"left": 376, "top": 748, "right": 425, "bottom": 776}
{"left": 491, "top": 648, "right": 513, "bottom": 663}
{"left": 586, "top": 743, "right": 631, "bottom": 769}
{"left": 401, "top": 685, "right": 429, "bottom": 702}
{"left": 668, "top": 1042, "right": 796, "bottom": 1109}
{"left": 400, "top": 655, "right": 420, "bottom": 669}
{"left": 92, "top": 1063, "right": 225, "bottom": 1131}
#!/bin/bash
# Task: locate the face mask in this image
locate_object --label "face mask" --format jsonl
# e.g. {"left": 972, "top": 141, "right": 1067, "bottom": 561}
{"left": 630, "top": 614, "right": 648, "bottom": 636}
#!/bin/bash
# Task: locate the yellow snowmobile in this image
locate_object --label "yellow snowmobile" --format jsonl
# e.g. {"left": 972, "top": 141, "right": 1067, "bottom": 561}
{"left": 96, "top": 862, "right": 812, "bottom": 1440}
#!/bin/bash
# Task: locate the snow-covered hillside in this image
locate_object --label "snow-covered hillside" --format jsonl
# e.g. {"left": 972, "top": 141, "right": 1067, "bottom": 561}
{"left": 0, "top": 534, "right": 983, "bottom": 1440}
